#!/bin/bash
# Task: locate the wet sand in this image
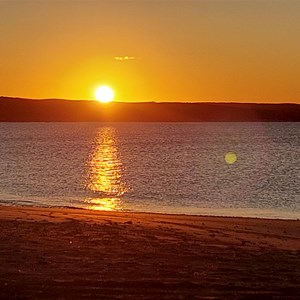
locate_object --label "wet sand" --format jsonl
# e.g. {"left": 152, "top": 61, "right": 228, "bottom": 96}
{"left": 0, "top": 205, "right": 299, "bottom": 299}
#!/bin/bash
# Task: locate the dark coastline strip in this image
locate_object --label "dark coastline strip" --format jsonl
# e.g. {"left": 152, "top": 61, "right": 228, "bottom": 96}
{"left": 1, "top": 97, "right": 300, "bottom": 122}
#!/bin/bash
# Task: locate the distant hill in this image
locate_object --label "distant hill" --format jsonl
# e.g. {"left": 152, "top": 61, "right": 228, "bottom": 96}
{"left": 0, "top": 97, "right": 299, "bottom": 122}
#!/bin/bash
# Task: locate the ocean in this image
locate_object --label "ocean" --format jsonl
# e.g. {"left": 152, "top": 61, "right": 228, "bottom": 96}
{"left": 0, "top": 122, "right": 299, "bottom": 219}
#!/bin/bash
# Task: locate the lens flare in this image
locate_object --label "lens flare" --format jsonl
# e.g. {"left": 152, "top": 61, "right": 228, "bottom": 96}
{"left": 225, "top": 152, "right": 237, "bottom": 164}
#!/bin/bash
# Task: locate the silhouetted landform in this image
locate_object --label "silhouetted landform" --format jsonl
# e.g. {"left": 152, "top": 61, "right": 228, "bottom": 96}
{"left": 0, "top": 97, "right": 299, "bottom": 122}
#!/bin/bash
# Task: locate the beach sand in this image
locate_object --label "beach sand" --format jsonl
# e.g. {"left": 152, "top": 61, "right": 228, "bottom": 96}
{"left": 0, "top": 206, "right": 299, "bottom": 299}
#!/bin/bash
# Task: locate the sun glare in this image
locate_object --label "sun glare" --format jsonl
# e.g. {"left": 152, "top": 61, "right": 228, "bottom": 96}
{"left": 95, "top": 86, "right": 114, "bottom": 103}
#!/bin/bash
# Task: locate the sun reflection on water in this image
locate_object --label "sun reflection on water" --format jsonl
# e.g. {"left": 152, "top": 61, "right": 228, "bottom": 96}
{"left": 85, "top": 197, "right": 122, "bottom": 211}
{"left": 85, "top": 127, "right": 128, "bottom": 211}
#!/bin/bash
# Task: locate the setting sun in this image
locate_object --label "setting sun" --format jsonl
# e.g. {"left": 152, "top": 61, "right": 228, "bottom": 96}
{"left": 95, "top": 86, "right": 114, "bottom": 103}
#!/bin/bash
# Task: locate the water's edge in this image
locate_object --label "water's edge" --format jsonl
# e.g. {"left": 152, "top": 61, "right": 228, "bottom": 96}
{"left": 1, "top": 202, "right": 298, "bottom": 221}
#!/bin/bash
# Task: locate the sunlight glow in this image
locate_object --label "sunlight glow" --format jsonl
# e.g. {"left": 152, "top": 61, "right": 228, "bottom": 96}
{"left": 95, "top": 86, "right": 114, "bottom": 103}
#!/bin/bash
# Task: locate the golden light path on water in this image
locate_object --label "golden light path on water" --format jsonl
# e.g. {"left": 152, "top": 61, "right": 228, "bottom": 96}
{"left": 85, "top": 127, "right": 128, "bottom": 211}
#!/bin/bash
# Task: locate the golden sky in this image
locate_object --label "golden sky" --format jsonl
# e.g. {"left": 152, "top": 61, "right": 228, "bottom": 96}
{"left": 0, "top": 0, "right": 299, "bottom": 103}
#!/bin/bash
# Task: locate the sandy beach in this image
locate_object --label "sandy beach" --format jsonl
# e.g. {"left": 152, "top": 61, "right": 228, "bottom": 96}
{"left": 0, "top": 205, "right": 299, "bottom": 299}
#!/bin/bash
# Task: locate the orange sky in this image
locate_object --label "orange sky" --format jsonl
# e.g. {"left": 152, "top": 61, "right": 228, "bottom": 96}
{"left": 0, "top": 0, "right": 300, "bottom": 103}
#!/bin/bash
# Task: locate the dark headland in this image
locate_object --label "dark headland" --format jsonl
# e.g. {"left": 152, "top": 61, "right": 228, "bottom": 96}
{"left": 0, "top": 97, "right": 299, "bottom": 122}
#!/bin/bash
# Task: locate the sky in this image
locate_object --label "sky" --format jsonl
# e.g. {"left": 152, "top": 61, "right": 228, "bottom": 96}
{"left": 0, "top": 0, "right": 300, "bottom": 103}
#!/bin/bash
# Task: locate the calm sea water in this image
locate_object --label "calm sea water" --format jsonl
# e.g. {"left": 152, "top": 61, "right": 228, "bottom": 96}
{"left": 0, "top": 122, "right": 299, "bottom": 219}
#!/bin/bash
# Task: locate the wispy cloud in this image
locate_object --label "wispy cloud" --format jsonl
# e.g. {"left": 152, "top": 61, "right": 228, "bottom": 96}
{"left": 114, "top": 56, "right": 138, "bottom": 61}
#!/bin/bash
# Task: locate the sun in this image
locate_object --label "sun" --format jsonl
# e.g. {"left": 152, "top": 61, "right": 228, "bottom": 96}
{"left": 95, "top": 86, "right": 114, "bottom": 103}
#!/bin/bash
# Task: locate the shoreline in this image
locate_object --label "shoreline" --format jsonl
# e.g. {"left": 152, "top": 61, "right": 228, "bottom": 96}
{"left": 1, "top": 202, "right": 299, "bottom": 221}
{"left": 0, "top": 205, "right": 299, "bottom": 298}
